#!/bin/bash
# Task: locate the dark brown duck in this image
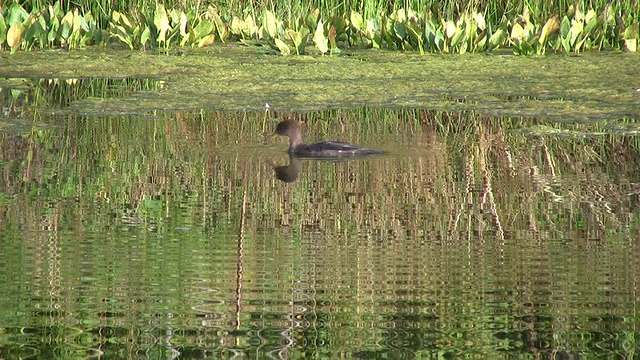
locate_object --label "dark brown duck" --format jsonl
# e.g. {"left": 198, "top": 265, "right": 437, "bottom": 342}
{"left": 273, "top": 119, "right": 384, "bottom": 157}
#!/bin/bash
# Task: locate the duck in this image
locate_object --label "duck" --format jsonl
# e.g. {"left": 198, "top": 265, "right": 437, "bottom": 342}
{"left": 272, "top": 119, "right": 384, "bottom": 157}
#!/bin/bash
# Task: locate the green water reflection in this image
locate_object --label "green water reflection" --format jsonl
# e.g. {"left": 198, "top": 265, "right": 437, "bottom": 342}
{"left": 1, "top": 109, "right": 640, "bottom": 358}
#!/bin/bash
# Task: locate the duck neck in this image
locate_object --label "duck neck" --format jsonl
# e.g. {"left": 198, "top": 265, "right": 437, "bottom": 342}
{"left": 288, "top": 133, "right": 304, "bottom": 152}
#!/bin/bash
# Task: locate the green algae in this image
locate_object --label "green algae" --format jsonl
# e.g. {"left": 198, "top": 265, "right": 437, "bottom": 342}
{"left": 0, "top": 46, "right": 639, "bottom": 121}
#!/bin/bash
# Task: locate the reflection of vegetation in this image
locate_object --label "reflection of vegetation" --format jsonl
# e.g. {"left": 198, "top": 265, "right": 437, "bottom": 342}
{"left": 0, "top": 77, "right": 160, "bottom": 116}
{"left": 0, "top": 0, "right": 638, "bottom": 53}
{"left": 1, "top": 108, "right": 640, "bottom": 357}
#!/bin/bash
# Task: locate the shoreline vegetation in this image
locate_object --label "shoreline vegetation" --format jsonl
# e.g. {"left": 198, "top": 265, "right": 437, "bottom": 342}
{"left": 0, "top": 0, "right": 638, "bottom": 55}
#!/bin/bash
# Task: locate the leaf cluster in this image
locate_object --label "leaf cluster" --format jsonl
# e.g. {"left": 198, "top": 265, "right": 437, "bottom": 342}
{"left": 0, "top": 2, "right": 638, "bottom": 54}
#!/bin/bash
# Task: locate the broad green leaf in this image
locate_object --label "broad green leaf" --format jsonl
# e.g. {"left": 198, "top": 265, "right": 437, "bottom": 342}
{"left": 274, "top": 38, "right": 290, "bottom": 55}
{"left": 313, "top": 20, "right": 328, "bottom": 54}
{"left": 8, "top": 3, "right": 29, "bottom": 26}
{"left": 180, "top": 28, "right": 191, "bottom": 46}
{"left": 465, "top": 16, "right": 478, "bottom": 44}
{"left": 118, "top": 11, "right": 132, "bottom": 29}
{"left": 264, "top": 10, "right": 278, "bottom": 39}
{"left": 170, "top": 9, "right": 180, "bottom": 26}
{"left": 445, "top": 20, "right": 456, "bottom": 39}
{"left": 584, "top": 9, "right": 598, "bottom": 34}
{"left": 624, "top": 38, "right": 637, "bottom": 52}
{"left": 424, "top": 19, "right": 436, "bottom": 44}
{"left": 60, "top": 12, "right": 73, "bottom": 39}
{"left": 197, "top": 34, "right": 215, "bottom": 47}
{"left": 474, "top": 12, "right": 486, "bottom": 31}
{"left": 372, "top": 33, "right": 383, "bottom": 48}
{"left": 350, "top": 11, "right": 364, "bottom": 31}
{"left": 140, "top": 26, "right": 151, "bottom": 47}
{"left": 540, "top": 16, "right": 560, "bottom": 44}
{"left": 574, "top": 4, "right": 584, "bottom": 22}
{"left": 211, "top": 10, "right": 227, "bottom": 42}
{"left": 328, "top": 24, "right": 337, "bottom": 49}
{"left": 489, "top": 28, "right": 506, "bottom": 47}
{"left": 80, "top": 13, "right": 90, "bottom": 32}
{"left": 154, "top": 3, "right": 170, "bottom": 43}
{"left": 450, "top": 27, "right": 465, "bottom": 47}
{"left": 393, "top": 22, "right": 406, "bottom": 40}
{"left": 330, "top": 15, "right": 348, "bottom": 35}
{"left": 72, "top": 10, "right": 82, "bottom": 33}
{"left": 7, "top": 22, "right": 23, "bottom": 50}
{"left": 230, "top": 16, "right": 245, "bottom": 36}
{"left": 623, "top": 24, "right": 638, "bottom": 52}
{"left": 48, "top": 17, "right": 59, "bottom": 43}
{"left": 561, "top": 32, "right": 571, "bottom": 52}
{"left": 285, "top": 29, "right": 300, "bottom": 46}
{"left": 21, "top": 15, "right": 39, "bottom": 44}
{"left": 559, "top": 16, "right": 570, "bottom": 40}
{"left": 570, "top": 19, "right": 584, "bottom": 46}
{"left": 475, "top": 30, "right": 487, "bottom": 49}
{"left": 405, "top": 20, "right": 421, "bottom": 42}
{"left": 365, "top": 18, "right": 378, "bottom": 40}
{"left": 622, "top": 23, "right": 638, "bottom": 39}
{"left": 434, "top": 29, "right": 445, "bottom": 50}
{"left": 511, "top": 22, "right": 525, "bottom": 40}
{"left": 0, "top": 17, "right": 6, "bottom": 44}
{"left": 524, "top": 20, "right": 536, "bottom": 41}
{"left": 395, "top": 8, "right": 407, "bottom": 23}
{"left": 286, "top": 29, "right": 307, "bottom": 54}
{"left": 113, "top": 25, "right": 133, "bottom": 49}
{"left": 520, "top": 40, "right": 534, "bottom": 55}
{"left": 404, "top": 23, "right": 423, "bottom": 54}
{"left": 179, "top": 12, "right": 188, "bottom": 37}
{"left": 193, "top": 20, "right": 214, "bottom": 38}
{"left": 243, "top": 15, "right": 258, "bottom": 37}
{"left": 305, "top": 9, "right": 319, "bottom": 32}
{"left": 458, "top": 41, "right": 467, "bottom": 54}
{"left": 61, "top": 10, "right": 74, "bottom": 28}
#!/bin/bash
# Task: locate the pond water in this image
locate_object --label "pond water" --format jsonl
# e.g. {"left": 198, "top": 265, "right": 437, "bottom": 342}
{"left": 1, "top": 59, "right": 640, "bottom": 358}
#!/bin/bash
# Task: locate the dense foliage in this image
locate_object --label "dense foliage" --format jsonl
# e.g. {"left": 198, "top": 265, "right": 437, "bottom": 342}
{"left": 0, "top": 0, "right": 638, "bottom": 54}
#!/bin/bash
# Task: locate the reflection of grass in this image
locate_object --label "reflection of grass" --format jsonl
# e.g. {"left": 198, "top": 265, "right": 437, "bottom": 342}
{"left": 2, "top": 108, "right": 640, "bottom": 356}
{"left": 0, "top": 77, "right": 160, "bottom": 115}
{"left": 2, "top": 108, "right": 640, "bottom": 243}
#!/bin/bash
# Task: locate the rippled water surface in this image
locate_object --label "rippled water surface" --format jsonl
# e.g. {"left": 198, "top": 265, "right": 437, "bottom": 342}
{"left": 1, "top": 77, "right": 640, "bottom": 359}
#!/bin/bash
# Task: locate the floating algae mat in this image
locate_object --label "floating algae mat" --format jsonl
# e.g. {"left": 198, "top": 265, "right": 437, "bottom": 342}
{"left": 0, "top": 47, "right": 638, "bottom": 120}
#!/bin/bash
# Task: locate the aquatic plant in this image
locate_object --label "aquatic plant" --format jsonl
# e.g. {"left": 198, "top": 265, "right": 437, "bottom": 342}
{"left": 0, "top": 1, "right": 638, "bottom": 54}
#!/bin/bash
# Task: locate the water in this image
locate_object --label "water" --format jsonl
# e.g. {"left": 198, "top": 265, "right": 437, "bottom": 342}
{"left": 1, "top": 77, "right": 640, "bottom": 358}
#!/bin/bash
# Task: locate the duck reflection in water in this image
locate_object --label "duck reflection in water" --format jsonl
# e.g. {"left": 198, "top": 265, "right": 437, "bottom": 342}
{"left": 272, "top": 119, "right": 385, "bottom": 158}
{"left": 269, "top": 155, "right": 303, "bottom": 183}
